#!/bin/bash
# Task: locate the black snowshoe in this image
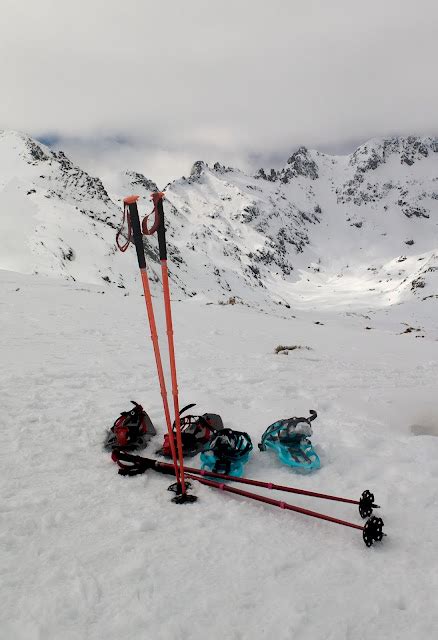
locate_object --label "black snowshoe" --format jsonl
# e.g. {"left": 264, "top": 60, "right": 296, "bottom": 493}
{"left": 200, "top": 428, "right": 253, "bottom": 477}
{"left": 159, "top": 403, "right": 224, "bottom": 458}
{"left": 104, "top": 401, "right": 156, "bottom": 451}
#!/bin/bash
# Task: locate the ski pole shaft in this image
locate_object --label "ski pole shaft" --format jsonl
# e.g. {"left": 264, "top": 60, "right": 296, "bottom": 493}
{"left": 186, "top": 469, "right": 363, "bottom": 505}
{"left": 113, "top": 452, "right": 361, "bottom": 529}
{"left": 122, "top": 196, "right": 181, "bottom": 485}
{"left": 137, "top": 456, "right": 374, "bottom": 508}
{"left": 152, "top": 192, "right": 187, "bottom": 495}
{"left": 113, "top": 453, "right": 384, "bottom": 544}
{"left": 185, "top": 474, "right": 364, "bottom": 531}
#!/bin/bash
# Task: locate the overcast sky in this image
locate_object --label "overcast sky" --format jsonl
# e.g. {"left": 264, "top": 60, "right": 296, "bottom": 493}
{"left": 1, "top": 0, "right": 437, "bottom": 186}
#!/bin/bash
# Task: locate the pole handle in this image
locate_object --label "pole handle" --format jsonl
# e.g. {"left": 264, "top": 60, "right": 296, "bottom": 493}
{"left": 151, "top": 192, "right": 167, "bottom": 260}
{"left": 123, "top": 196, "right": 145, "bottom": 269}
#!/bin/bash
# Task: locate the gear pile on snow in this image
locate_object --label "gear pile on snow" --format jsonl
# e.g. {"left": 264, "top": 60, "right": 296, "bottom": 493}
{"left": 113, "top": 193, "right": 194, "bottom": 502}
{"left": 104, "top": 401, "right": 156, "bottom": 451}
{"left": 258, "top": 410, "right": 320, "bottom": 471}
{"left": 200, "top": 428, "right": 253, "bottom": 477}
{"left": 107, "top": 191, "right": 387, "bottom": 546}
{"left": 159, "top": 403, "right": 224, "bottom": 458}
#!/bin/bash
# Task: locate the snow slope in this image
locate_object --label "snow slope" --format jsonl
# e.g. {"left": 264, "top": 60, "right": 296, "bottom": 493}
{"left": 0, "top": 130, "right": 140, "bottom": 289}
{"left": 159, "top": 139, "right": 438, "bottom": 312}
{"left": 1, "top": 130, "right": 437, "bottom": 318}
{"left": 1, "top": 270, "right": 437, "bottom": 640}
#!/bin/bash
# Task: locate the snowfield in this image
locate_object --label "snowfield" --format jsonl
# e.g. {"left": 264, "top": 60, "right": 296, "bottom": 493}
{"left": 1, "top": 268, "right": 437, "bottom": 640}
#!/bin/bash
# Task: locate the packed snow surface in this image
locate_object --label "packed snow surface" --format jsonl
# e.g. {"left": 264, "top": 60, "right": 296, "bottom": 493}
{"left": 1, "top": 269, "right": 437, "bottom": 640}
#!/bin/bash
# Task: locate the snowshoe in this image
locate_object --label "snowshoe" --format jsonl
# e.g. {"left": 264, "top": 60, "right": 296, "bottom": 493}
{"left": 104, "top": 401, "right": 156, "bottom": 451}
{"left": 258, "top": 410, "right": 320, "bottom": 472}
{"left": 158, "top": 403, "right": 224, "bottom": 458}
{"left": 200, "top": 428, "right": 253, "bottom": 477}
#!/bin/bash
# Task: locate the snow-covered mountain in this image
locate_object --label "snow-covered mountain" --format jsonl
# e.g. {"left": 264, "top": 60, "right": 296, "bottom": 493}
{"left": 1, "top": 130, "right": 437, "bottom": 313}
{"left": 0, "top": 130, "right": 142, "bottom": 290}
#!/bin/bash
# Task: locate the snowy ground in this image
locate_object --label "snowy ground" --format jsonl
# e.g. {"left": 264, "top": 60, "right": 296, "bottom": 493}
{"left": 1, "top": 269, "right": 438, "bottom": 640}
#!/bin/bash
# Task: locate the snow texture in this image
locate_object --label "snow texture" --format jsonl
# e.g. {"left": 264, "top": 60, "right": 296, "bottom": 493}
{"left": 1, "top": 270, "right": 437, "bottom": 640}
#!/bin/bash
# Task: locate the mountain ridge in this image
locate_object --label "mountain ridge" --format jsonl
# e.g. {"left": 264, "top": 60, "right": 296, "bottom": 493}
{"left": 0, "top": 129, "right": 437, "bottom": 316}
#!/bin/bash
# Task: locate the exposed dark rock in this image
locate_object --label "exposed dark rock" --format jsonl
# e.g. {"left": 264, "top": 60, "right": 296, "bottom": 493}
{"left": 281, "top": 147, "right": 319, "bottom": 181}
{"left": 125, "top": 170, "right": 158, "bottom": 192}
{"left": 411, "top": 277, "right": 426, "bottom": 290}
{"left": 188, "top": 160, "right": 207, "bottom": 182}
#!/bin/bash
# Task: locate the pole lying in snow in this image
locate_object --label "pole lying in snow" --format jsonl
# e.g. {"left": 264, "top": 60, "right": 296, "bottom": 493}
{"left": 114, "top": 452, "right": 379, "bottom": 517}
{"left": 112, "top": 451, "right": 385, "bottom": 546}
{"left": 185, "top": 473, "right": 365, "bottom": 529}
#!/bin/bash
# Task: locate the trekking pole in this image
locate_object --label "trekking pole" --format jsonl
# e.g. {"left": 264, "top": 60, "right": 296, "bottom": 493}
{"left": 113, "top": 450, "right": 379, "bottom": 517}
{"left": 147, "top": 192, "right": 188, "bottom": 499}
{"left": 118, "top": 196, "right": 182, "bottom": 496}
{"left": 185, "top": 474, "right": 385, "bottom": 547}
{"left": 167, "top": 464, "right": 379, "bottom": 519}
{"left": 112, "top": 452, "right": 385, "bottom": 547}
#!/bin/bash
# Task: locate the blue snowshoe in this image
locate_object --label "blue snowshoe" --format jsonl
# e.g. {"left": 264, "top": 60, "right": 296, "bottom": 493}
{"left": 200, "top": 429, "right": 253, "bottom": 477}
{"left": 258, "top": 410, "right": 320, "bottom": 472}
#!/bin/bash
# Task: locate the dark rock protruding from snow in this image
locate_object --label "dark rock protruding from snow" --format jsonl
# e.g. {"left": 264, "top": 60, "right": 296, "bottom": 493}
{"left": 189, "top": 160, "right": 208, "bottom": 182}
{"left": 125, "top": 171, "right": 158, "bottom": 193}
{"left": 280, "top": 146, "right": 319, "bottom": 181}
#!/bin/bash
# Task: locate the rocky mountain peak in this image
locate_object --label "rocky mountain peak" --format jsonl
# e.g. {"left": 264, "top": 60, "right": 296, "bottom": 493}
{"left": 349, "top": 135, "right": 438, "bottom": 172}
{"left": 189, "top": 160, "right": 208, "bottom": 180}
{"left": 281, "top": 146, "right": 319, "bottom": 181}
{"left": 0, "top": 130, "right": 51, "bottom": 165}
{"left": 125, "top": 170, "right": 158, "bottom": 193}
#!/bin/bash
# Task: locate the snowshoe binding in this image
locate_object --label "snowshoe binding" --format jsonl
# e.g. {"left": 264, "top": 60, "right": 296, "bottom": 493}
{"left": 200, "top": 428, "right": 253, "bottom": 477}
{"left": 258, "top": 410, "right": 320, "bottom": 472}
{"left": 158, "top": 403, "right": 224, "bottom": 458}
{"left": 104, "top": 401, "right": 156, "bottom": 451}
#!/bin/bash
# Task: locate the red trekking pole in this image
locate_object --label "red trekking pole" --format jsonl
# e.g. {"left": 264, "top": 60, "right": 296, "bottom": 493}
{"left": 146, "top": 192, "right": 191, "bottom": 501}
{"left": 112, "top": 452, "right": 386, "bottom": 547}
{"left": 117, "top": 196, "right": 195, "bottom": 503}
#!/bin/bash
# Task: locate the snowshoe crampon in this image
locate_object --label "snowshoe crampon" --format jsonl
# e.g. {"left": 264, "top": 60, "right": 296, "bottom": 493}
{"left": 158, "top": 403, "right": 224, "bottom": 458}
{"left": 258, "top": 410, "right": 320, "bottom": 472}
{"left": 104, "top": 401, "right": 156, "bottom": 451}
{"left": 200, "top": 429, "right": 253, "bottom": 477}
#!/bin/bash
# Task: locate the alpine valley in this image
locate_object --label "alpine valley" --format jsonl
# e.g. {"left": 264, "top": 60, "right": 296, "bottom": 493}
{"left": 1, "top": 129, "right": 437, "bottom": 327}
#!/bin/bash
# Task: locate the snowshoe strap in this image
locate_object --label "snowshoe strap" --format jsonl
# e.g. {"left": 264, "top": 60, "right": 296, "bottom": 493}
{"left": 259, "top": 410, "right": 317, "bottom": 448}
{"left": 113, "top": 451, "right": 176, "bottom": 478}
{"left": 207, "top": 429, "right": 253, "bottom": 461}
{"left": 141, "top": 201, "right": 161, "bottom": 235}
{"left": 116, "top": 204, "right": 132, "bottom": 252}
{"left": 179, "top": 403, "right": 197, "bottom": 416}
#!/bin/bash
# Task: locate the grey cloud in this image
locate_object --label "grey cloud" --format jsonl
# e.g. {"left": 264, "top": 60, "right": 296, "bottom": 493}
{"left": 1, "top": 0, "right": 437, "bottom": 183}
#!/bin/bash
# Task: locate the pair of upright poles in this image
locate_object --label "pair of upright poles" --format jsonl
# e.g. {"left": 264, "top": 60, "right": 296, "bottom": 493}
{"left": 121, "top": 193, "right": 194, "bottom": 503}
